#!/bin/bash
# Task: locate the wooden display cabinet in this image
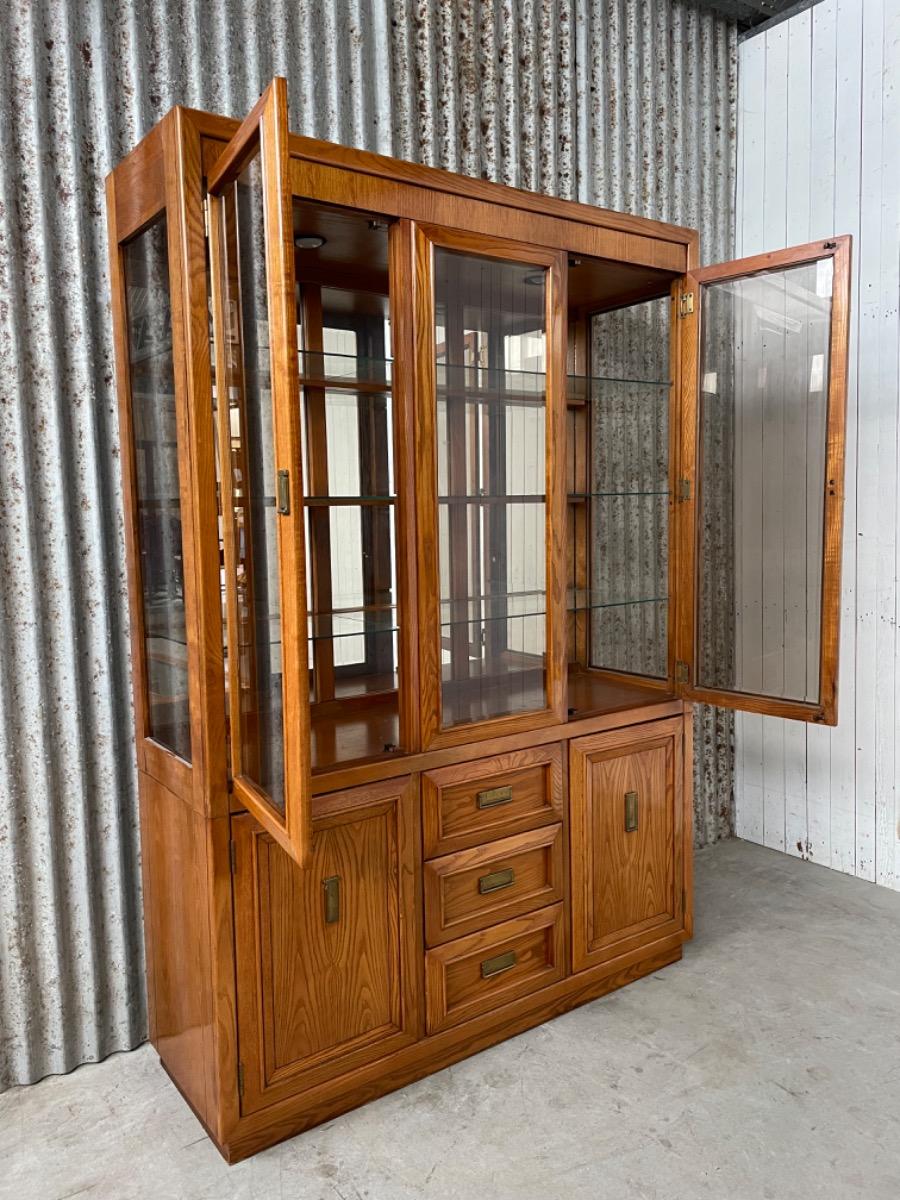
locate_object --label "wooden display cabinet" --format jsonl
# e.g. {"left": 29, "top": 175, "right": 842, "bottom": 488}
{"left": 106, "top": 79, "right": 851, "bottom": 1162}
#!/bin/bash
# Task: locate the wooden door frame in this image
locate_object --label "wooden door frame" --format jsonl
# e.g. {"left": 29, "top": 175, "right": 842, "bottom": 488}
{"left": 675, "top": 236, "right": 851, "bottom": 725}
{"left": 412, "top": 222, "right": 568, "bottom": 749}
{"left": 207, "top": 79, "right": 313, "bottom": 865}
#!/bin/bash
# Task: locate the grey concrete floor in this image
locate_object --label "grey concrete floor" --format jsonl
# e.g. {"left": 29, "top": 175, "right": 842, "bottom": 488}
{"left": 3, "top": 838, "right": 900, "bottom": 1200}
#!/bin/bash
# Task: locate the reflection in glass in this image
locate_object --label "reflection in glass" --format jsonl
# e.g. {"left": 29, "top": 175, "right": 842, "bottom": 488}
{"left": 219, "top": 157, "right": 285, "bottom": 810}
{"left": 697, "top": 259, "right": 832, "bottom": 702}
{"left": 434, "top": 249, "right": 548, "bottom": 727}
{"left": 124, "top": 218, "right": 191, "bottom": 761}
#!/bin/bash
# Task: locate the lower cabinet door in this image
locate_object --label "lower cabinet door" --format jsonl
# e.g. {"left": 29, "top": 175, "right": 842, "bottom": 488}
{"left": 570, "top": 718, "right": 686, "bottom": 973}
{"left": 232, "top": 776, "right": 421, "bottom": 1115}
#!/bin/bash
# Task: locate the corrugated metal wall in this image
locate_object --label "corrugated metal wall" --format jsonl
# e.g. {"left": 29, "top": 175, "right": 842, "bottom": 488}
{"left": 0, "top": 0, "right": 737, "bottom": 1091}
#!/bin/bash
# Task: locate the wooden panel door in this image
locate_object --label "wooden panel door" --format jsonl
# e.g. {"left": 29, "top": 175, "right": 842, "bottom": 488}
{"left": 232, "top": 776, "right": 421, "bottom": 1114}
{"left": 570, "top": 718, "right": 686, "bottom": 972}
{"left": 675, "top": 237, "right": 851, "bottom": 725}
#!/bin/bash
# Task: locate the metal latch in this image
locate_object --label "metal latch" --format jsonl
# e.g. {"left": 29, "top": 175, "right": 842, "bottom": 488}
{"left": 675, "top": 660, "right": 690, "bottom": 684}
{"left": 679, "top": 292, "right": 695, "bottom": 317}
{"left": 677, "top": 478, "right": 691, "bottom": 502}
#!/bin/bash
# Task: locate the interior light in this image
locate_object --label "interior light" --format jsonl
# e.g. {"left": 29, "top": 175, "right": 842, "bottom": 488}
{"left": 294, "top": 233, "right": 326, "bottom": 250}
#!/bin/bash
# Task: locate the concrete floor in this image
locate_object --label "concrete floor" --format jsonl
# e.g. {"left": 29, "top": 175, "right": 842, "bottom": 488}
{"left": 3, "top": 839, "right": 900, "bottom": 1200}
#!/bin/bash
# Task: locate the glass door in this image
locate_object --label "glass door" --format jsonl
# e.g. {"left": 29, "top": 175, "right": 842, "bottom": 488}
{"left": 676, "top": 237, "right": 851, "bottom": 724}
{"left": 208, "top": 79, "right": 313, "bottom": 866}
{"left": 415, "top": 225, "right": 567, "bottom": 748}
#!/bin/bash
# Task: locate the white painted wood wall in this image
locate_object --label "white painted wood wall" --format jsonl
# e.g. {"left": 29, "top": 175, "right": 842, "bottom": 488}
{"left": 735, "top": 0, "right": 900, "bottom": 888}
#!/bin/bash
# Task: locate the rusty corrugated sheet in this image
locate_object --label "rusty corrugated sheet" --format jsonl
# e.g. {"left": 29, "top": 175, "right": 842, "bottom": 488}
{"left": 0, "top": 0, "right": 736, "bottom": 1090}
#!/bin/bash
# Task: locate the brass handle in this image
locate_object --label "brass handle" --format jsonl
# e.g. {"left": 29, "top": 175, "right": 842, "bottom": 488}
{"left": 276, "top": 469, "right": 291, "bottom": 515}
{"left": 476, "top": 784, "right": 513, "bottom": 810}
{"left": 624, "top": 791, "right": 639, "bottom": 833}
{"left": 323, "top": 875, "right": 340, "bottom": 923}
{"left": 481, "top": 949, "right": 517, "bottom": 979}
{"left": 478, "top": 867, "right": 515, "bottom": 894}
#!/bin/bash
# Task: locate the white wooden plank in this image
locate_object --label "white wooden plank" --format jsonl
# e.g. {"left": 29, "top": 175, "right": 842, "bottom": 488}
{"left": 804, "top": 0, "right": 839, "bottom": 869}
{"left": 782, "top": 7, "right": 814, "bottom": 861}
{"left": 824, "top": 0, "right": 863, "bottom": 878}
{"left": 760, "top": 24, "right": 789, "bottom": 853}
{"left": 734, "top": 32, "right": 768, "bottom": 845}
{"left": 852, "top": 0, "right": 883, "bottom": 884}
{"left": 874, "top": 0, "right": 900, "bottom": 889}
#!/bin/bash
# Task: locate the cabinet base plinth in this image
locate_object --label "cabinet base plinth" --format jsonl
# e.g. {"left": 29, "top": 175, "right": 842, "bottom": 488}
{"left": 194, "top": 935, "right": 683, "bottom": 1164}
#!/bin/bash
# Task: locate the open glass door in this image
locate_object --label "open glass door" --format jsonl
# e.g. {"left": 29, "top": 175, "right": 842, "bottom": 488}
{"left": 676, "top": 237, "right": 851, "bottom": 724}
{"left": 208, "top": 79, "right": 313, "bottom": 865}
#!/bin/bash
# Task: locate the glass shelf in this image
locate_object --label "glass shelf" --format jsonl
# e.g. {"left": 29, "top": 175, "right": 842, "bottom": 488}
{"left": 435, "top": 361, "right": 671, "bottom": 403}
{"left": 568, "top": 490, "right": 670, "bottom": 499}
{"left": 308, "top": 607, "right": 398, "bottom": 642}
{"left": 298, "top": 350, "right": 392, "bottom": 388}
{"left": 438, "top": 591, "right": 668, "bottom": 625}
{"left": 438, "top": 493, "right": 544, "bottom": 504}
{"left": 305, "top": 494, "right": 396, "bottom": 505}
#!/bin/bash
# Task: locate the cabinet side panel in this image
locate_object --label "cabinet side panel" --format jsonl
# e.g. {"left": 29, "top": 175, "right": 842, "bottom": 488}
{"left": 140, "top": 771, "right": 216, "bottom": 1127}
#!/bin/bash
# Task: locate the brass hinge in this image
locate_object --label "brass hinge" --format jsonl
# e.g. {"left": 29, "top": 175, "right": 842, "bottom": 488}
{"left": 203, "top": 197, "right": 210, "bottom": 241}
{"left": 677, "top": 478, "right": 691, "bottom": 502}
{"left": 679, "top": 291, "right": 694, "bottom": 318}
{"left": 675, "top": 660, "right": 690, "bottom": 684}
{"left": 237, "top": 1062, "right": 245, "bottom": 1097}
{"left": 229, "top": 840, "right": 237, "bottom": 876}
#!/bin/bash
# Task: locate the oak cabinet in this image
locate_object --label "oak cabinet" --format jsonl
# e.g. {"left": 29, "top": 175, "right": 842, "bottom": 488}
{"left": 231, "top": 777, "right": 420, "bottom": 1114}
{"left": 570, "top": 719, "right": 686, "bottom": 973}
{"left": 105, "top": 76, "right": 851, "bottom": 1160}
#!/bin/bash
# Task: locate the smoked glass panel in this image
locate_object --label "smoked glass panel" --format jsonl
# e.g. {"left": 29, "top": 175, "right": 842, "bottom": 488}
{"left": 123, "top": 217, "right": 191, "bottom": 761}
{"left": 219, "top": 158, "right": 285, "bottom": 811}
{"left": 434, "top": 249, "right": 548, "bottom": 728}
{"left": 696, "top": 259, "right": 833, "bottom": 702}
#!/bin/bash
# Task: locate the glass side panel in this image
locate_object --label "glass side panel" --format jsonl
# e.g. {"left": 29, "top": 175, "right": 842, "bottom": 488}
{"left": 434, "top": 248, "right": 548, "bottom": 728}
{"left": 587, "top": 297, "right": 671, "bottom": 680}
{"left": 123, "top": 217, "right": 191, "bottom": 762}
{"left": 294, "top": 203, "right": 400, "bottom": 762}
{"left": 696, "top": 259, "right": 832, "bottom": 702}
{"left": 219, "top": 157, "right": 285, "bottom": 811}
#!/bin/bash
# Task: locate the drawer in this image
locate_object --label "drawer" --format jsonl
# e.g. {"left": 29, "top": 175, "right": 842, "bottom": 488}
{"left": 422, "top": 744, "right": 564, "bottom": 858}
{"left": 424, "top": 824, "right": 565, "bottom": 946}
{"left": 425, "top": 904, "right": 565, "bottom": 1034}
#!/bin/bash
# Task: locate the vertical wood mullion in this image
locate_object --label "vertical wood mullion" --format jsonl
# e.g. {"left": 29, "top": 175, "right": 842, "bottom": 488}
{"left": 446, "top": 256, "right": 472, "bottom": 683}
{"left": 301, "top": 284, "right": 336, "bottom": 702}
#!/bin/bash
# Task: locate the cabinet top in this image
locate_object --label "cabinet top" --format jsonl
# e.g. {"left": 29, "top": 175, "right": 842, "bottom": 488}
{"left": 109, "top": 98, "right": 699, "bottom": 273}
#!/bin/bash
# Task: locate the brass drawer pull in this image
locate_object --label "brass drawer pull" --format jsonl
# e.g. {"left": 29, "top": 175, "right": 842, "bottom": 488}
{"left": 476, "top": 784, "right": 513, "bottom": 810}
{"left": 478, "top": 867, "right": 515, "bottom": 894}
{"left": 481, "top": 949, "right": 517, "bottom": 979}
{"left": 624, "top": 791, "right": 639, "bottom": 833}
{"left": 323, "top": 875, "right": 340, "bottom": 924}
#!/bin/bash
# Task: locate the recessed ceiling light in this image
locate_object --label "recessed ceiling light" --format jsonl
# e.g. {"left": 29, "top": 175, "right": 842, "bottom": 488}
{"left": 524, "top": 271, "right": 545, "bottom": 286}
{"left": 294, "top": 233, "right": 326, "bottom": 250}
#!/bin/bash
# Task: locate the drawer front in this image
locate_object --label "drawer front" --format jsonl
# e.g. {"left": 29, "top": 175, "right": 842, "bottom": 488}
{"left": 425, "top": 904, "right": 565, "bottom": 1034}
{"left": 424, "top": 824, "right": 564, "bottom": 946}
{"left": 422, "top": 744, "right": 564, "bottom": 858}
